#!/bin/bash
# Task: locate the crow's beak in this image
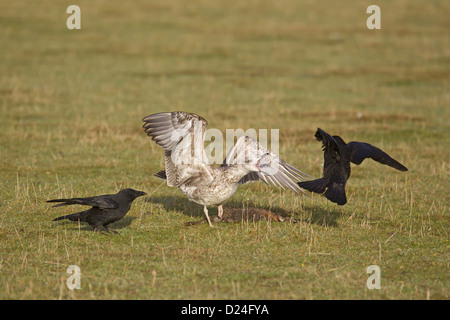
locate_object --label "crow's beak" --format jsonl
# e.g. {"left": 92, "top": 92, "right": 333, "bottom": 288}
{"left": 137, "top": 191, "right": 147, "bottom": 197}
{"left": 314, "top": 129, "right": 323, "bottom": 141}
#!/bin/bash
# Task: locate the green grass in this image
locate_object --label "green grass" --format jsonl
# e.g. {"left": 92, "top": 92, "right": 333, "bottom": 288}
{"left": 0, "top": 0, "right": 448, "bottom": 299}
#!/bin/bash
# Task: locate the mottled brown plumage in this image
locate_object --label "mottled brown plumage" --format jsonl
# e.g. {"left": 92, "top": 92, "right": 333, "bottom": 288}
{"left": 142, "top": 111, "right": 309, "bottom": 226}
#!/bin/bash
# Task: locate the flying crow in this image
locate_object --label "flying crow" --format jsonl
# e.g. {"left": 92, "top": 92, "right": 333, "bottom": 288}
{"left": 298, "top": 128, "right": 408, "bottom": 205}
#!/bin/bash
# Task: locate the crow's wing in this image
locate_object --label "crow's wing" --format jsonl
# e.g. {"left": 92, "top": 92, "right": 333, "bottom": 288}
{"left": 142, "top": 111, "right": 210, "bottom": 187}
{"left": 222, "top": 136, "right": 310, "bottom": 195}
{"left": 315, "top": 128, "right": 345, "bottom": 160}
{"left": 348, "top": 142, "right": 408, "bottom": 171}
{"left": 47, "top": 195, "right": 119, "bottom": 209}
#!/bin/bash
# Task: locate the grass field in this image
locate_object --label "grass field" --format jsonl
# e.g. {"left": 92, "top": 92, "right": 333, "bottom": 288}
{"left": 0, "top": 0, "right": 448, "bottom": 300}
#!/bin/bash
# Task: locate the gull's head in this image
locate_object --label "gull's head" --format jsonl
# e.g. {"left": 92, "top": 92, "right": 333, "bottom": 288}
{"left": 244, "top": 161, "right": 261, "bottom": 173}
{"left": 256, "top": 152, "right": 279, "bottom": 175}
{"left": 242, "top": 154, "right": 270, "bottom": 173}
{"left": 239, "top": 153, "right": 278, "bottom": 175}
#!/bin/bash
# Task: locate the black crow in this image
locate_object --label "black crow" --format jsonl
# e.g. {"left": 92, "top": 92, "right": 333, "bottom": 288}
{"left": 48, "top": 188, "right": 146, "bottom": 233}
{"left": 298, "top": 128, "right": 408, "bottom": 205}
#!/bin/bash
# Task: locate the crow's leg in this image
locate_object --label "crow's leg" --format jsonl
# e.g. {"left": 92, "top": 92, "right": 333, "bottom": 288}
{"left": 103, "top": 225, "right": 119, "bottom": 234}
{"left": 91, "top": 223, "right": 112, "bottom": 234}
{"left": 91, "top": 225, "right": 102, "bottom": 233}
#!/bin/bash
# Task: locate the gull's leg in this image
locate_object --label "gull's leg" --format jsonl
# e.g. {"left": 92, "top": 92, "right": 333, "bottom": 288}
{"left": 218, "top": 204, "right": 223, "bottom": 219}
{"left": 203, "top": 206, "right": 214, "bottom": 227}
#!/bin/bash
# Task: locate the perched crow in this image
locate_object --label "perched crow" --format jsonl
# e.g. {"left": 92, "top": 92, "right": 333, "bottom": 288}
{"left": 48, "top": 188, "right": 146, "bottom": 233}
{"left": 298, "top": 128, "right": 408, "bottom": 205}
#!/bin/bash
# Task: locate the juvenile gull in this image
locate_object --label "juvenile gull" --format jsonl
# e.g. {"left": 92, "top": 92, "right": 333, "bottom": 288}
{"left": 142, "top": 111, "right": 309, "bottom": 227}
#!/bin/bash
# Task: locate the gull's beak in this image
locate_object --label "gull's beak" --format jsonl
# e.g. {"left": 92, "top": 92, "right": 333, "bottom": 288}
{"left": 256, "top": 153, "right": 272, "bottom": 172}
{"left": 256, "top": 160, "right": 261, "bottom": 172}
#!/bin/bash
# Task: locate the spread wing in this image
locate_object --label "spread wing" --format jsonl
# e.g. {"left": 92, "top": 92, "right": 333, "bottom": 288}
{"left": 222, "top": 136, "right": 310, "bottom": 195}
{"left": 142, "top": 111, "right": 210, "bottom": 187}
{"left": 47, "top": 195, "right": 119, "bottom": 209}
{"left": 315, "top": 128, "right": 344, "bottom": 161}
{"left": 348, "top": 141, "right": 408, "bottom": 171}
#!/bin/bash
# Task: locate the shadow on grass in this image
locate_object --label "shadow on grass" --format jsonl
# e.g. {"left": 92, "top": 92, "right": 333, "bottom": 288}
{"left": 299, "top": 205, "right": 342, "bottom": 227}
{"left": 146, "top": 195, "right": 292, "bottom": 216}
{"left": 51, "top": 216, "right": 134, "bottom": 233}
{"left": 145, "top": 195, "right": 343, "bottom": 227}
{"left": 145, "top": 195, "right": 204, "bottom": 218}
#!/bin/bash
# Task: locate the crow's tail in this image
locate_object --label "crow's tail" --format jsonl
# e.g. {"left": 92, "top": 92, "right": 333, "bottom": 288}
{"left": 323, "top": 181, "right": 347, "bottom": 206}
{"left": 298, "top": 178, "right": 347, "bottom": 205}
{"left": 46, "top": 199, "right": 76, "bottom": 208}
{"left": 298, "top": 178, "right": 328, "bottom": 194}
